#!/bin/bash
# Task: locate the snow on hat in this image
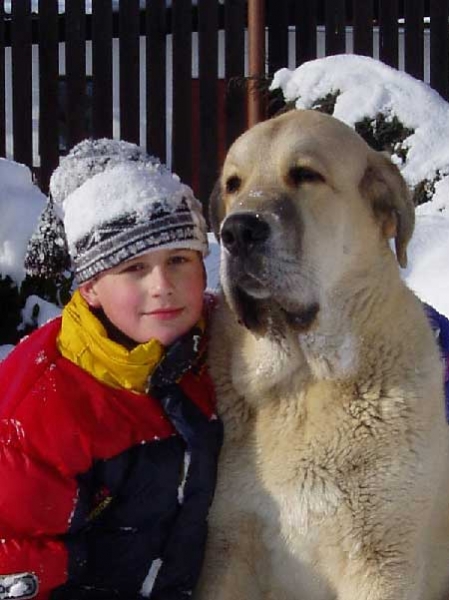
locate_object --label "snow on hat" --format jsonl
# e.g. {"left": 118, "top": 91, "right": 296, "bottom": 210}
{"left": 49, "top": 137, "right": 160, "bottom": 205}
{"left": 64, "top": 161, "right": 208, "bottom": 283}
{"left": 24, "top": 138, "right": 208, "bottom": 283}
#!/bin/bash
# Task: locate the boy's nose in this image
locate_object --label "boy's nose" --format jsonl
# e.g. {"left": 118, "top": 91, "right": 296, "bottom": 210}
{"left": 151, "top": 266, "right": 173, "bottom": 296}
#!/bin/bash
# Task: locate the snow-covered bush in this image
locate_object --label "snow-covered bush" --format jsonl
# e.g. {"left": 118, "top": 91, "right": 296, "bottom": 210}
{"left": 270, "top": 54, "right": 449, "bottom": 210}
{"left": 0, "top": 159, "right": 69, "bottom": 346}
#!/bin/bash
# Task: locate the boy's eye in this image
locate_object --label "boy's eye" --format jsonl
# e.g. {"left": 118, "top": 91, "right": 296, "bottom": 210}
{"left": 121, "top": 262, "right": 145, "bottom": 273}
{"left": 168, "top": 254, "right": 190, "bottom": 265}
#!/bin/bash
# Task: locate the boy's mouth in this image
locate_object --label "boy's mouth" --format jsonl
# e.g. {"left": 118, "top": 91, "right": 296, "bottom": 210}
{"left": 146, "top": 307, "right": 184, "bottom": 320}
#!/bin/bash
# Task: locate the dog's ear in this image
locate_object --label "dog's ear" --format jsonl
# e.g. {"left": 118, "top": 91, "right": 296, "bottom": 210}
{"left": 360, "top": 152, "right": 415, "bottom": 268}
{"left": 209, "top": 178, "right": 226, "bottom": 241}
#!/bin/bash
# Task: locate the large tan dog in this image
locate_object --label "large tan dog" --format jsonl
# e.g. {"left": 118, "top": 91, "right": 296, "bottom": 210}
{"left": 197, "top": 110, "right": 449, "bottom": 600}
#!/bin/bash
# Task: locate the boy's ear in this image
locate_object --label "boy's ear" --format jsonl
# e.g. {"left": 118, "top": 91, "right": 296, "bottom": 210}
{"left": 79, "top": 280, "right": 101, "bottom": 308}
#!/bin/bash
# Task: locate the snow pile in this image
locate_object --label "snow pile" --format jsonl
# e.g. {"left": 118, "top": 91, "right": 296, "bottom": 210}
{"left": 271, "top": 54, "right": 449, "bottom": 195}
{"left": 0, "top": 158, "right": 46, "bottom": 284}
{"left": 204, "top": 232, "right": 220, "bottom": 291}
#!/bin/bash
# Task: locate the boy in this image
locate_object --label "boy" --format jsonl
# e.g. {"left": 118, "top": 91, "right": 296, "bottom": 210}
{"left": 0, "top": 140, "right": 223, "bottom": 600}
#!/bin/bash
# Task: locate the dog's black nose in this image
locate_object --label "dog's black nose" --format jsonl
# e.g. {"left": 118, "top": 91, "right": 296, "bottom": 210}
{"left": 221, "top": 212, "right": 271, "bottom": 256}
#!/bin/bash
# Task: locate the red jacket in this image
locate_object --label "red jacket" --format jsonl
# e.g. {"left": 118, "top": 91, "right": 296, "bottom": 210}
{"left": 0, "top": 317, "right": 220, "bottom": 599}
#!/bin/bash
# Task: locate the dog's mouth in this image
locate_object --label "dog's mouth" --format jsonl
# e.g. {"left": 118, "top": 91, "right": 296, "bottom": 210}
{"left": 223, "top": 251, "right": 319, "bottom": 336}
{"left": 230, "top": 285, "right": 319, "bottom": 336}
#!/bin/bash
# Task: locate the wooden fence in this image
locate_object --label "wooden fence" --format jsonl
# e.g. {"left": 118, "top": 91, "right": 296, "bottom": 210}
{"left": 1, "top": 0, "right": 449, "bottom": 212}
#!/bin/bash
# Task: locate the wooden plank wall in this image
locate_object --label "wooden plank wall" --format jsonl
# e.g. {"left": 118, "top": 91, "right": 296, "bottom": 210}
{"left": 1, "top": 0, "right": 449, "bottom": 202}
{"left": 38, "top": 0, "right": 59, "bottom": 189}
{"left": 92, "top": 0, "right": 113, "bottom": 140}
{"left": 11, "top": 0, "right": 32, "bottom": 167}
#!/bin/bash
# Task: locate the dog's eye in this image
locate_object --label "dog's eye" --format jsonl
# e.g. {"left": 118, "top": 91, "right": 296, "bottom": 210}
{"left": 226, "top": 175, "right": 242, "bottom": 194}
{"left": 288, "top": 166, "right": 324, "bottom": 186}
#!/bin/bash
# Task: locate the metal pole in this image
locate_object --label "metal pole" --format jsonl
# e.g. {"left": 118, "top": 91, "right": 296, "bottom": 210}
{"left": 247, "top": 0, "right": 266, "bottom": 127}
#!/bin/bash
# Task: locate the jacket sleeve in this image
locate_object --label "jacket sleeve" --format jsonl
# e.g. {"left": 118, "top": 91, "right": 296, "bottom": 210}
{"left": 0, "top": 441, "right": 77, "bottom": 599}
{"left": 424, "top": 303, "right": 449, "bottom": 421}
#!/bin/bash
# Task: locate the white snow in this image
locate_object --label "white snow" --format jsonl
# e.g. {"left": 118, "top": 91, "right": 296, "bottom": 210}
{"left": 1, "top": 54, "right": 449, "bottom": 361}
{"left": 61, "top": 162, "right": 193, "bottom": 248}
{"left": 204, "top": 232, "right": 220, "bottom": 291}
{"left": 271, "top": 55, "right": 449, "bottom": 189}
{"left": 21, "top": 294, "right": 61, "bottom": 330}
{"left": 49, "top": 139, "right": 162, "bottom": 207}
{"left": 0, "top": 158, "right": 46, "bottom": 283}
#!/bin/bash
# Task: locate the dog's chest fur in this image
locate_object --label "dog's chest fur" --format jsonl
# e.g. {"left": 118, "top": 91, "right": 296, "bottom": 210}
{"left": 249, "top": 379, "right": 390, "bottom": 519}
{"left": 218, "top": 370, "right": 439, "bottom": 599}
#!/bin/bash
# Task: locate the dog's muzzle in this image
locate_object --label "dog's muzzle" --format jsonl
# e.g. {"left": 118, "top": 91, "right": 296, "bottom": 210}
{"left": 220, "top": 211, "right": 270, "bottom": 257}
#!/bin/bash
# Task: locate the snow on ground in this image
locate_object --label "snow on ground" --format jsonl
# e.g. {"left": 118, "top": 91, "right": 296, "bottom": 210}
{"left": 0, "top": 54, "right": 448, "bottom": 358}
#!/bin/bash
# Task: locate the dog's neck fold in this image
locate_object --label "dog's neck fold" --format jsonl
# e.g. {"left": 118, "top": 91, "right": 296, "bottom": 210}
{"left": 297, "top": 266, "right": 407, "bottom": 382}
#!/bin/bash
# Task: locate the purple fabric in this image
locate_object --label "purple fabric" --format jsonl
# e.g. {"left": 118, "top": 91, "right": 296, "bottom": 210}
{"left": 424, "top": 303, "right": 449, "bottom": 421}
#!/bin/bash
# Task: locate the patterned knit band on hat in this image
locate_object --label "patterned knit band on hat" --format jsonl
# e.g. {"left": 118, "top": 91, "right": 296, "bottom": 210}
{"left": 62, "top": 162, "right": 209, "bottom": 284}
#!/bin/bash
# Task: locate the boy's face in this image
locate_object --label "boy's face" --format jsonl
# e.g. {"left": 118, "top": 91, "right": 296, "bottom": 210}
{"left": 80, "top": 248, "right": 206, "bottom": 346}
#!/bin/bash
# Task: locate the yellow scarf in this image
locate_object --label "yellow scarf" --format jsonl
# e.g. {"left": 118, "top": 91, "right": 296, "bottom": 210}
{"left": 57, "top": 290, "right": 164, "bottom": 393}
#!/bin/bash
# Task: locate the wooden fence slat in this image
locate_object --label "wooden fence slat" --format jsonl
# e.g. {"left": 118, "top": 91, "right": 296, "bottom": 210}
{"left": 325, "top": 0, "right": 346, "bottom": 56}
{"left": 146, "top": 0, "right": 166, "bottom": 162}
{"left": 11, "top": 0, "right": 32, "bottom": 167}
{"left": 267, "top": 0, "right": 289, "bottom": 75}
{"left": 353, "top": 0, "right": 373, "bottom": 56}
{"left": 172, "top": 0, "right": 192, "bottom": 185}
{"left": 404, "top": 0, "right": 425, "bottom": 80}
{"left": 198, "top": 0, "right": 218, "bottom": 205}
{"left": 92, "top": 0, "right": 113, "bottom": 139}
{"left": 430, "top": 0, "right": 449, "bottom": 100}
{"left": 267, "top": 0, "right": 289, "bottom": 116}
{"left": 38, "top": 0, "right": 59, "bottom": 193}
{"left": 224, "top": 0, "right": 246, "bottom": 150}
{"left": 295, "top": 0, "right": 318, "bottom": 67}
{"left": 0, "top": 0, "right": 4, "bottom": 157}
{"left": 379, "top": 0, "right": 399, "bottom": 68}
{"left": 66, "top": 0, "right": 86, "bottom": 150}
{"left": 119, "top": 0, "right": 140, "bottom": 144}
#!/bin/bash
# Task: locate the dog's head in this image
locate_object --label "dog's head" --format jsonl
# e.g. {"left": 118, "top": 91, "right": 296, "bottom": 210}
{"left": 210, "top": 110, "right": 414, "bottom": 336}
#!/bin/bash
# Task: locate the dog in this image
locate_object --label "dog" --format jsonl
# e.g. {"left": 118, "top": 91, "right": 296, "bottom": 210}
{"left": 197, "top": 109, "right": 449, "bottom": 600}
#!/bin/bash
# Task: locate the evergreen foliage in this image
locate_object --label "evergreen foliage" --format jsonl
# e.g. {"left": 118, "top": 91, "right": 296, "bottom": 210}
{"left": 0, "top": 197, "right": 74, "bottom": 347}
{"left": 24, "top": 197, "right": 71, "bottom": 279}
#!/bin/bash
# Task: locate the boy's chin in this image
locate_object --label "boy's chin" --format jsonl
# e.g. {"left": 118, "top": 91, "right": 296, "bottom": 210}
{"left": 149, "top": 319, "right": 202, "bottom": 348}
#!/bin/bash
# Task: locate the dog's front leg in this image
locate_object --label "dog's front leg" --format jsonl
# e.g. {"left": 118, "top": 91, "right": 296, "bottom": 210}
{"left": 195, "top": 514, "right": 266, "bottom": 600}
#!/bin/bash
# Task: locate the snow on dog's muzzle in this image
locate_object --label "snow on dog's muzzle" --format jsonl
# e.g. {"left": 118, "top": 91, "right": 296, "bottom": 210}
{"left": 0, "top": 573, "right": 38, "bottom": 599}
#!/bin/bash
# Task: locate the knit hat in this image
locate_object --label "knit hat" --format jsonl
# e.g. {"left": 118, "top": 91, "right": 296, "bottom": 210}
{"left": 25, "top": 139, "right": 208, "bottom": 284}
